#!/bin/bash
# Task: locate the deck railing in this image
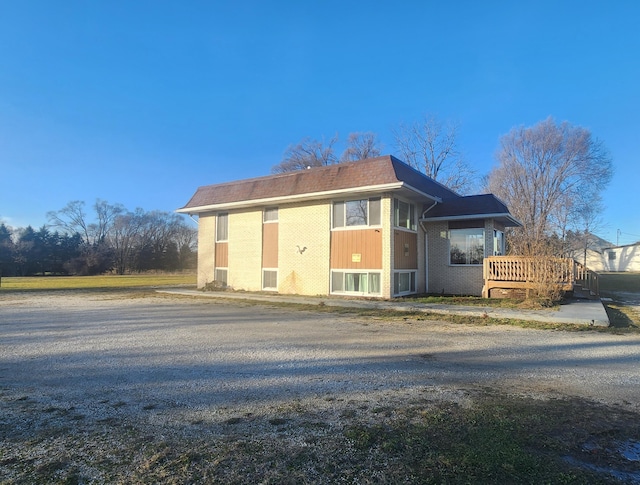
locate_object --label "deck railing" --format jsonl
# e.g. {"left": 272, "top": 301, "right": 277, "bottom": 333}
{"left": 573, "top": 260, "right": 599, "bottom": 296}
{"left": 482, "top": 256, "right": 599, "bottom": 298}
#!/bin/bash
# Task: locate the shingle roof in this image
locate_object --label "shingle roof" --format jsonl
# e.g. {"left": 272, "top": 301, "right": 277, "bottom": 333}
{"left": 179, "top": 155, "right": 458, "bottom": 212}
{"left": 420, "top": 194, "right": 521, "bottom": 227}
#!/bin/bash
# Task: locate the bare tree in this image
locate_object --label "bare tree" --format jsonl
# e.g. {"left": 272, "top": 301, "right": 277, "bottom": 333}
{"left": 47, "top": 201, "right": 91, "bottom": 245}
{"left": 93, "top": 199, "right": 124, "bottom": 243}
{"left": 271, "top": 136, "right": 338, "bottom": 173}
{"left": 393, "top": 114, "right": 476, "bottom": 194}
{"left": 47, "top": 199, "right": 123, "bottom": 246}
{"left": 340, "top": 132, "right": 382, "bottom": 162}
{"left": 487, "top": 117, "right": 613, "bottom": 256}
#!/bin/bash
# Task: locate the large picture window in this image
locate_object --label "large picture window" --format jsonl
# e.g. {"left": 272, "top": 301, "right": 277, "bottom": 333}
{"left": 333, "top": 198, "right": 381, "bottom": 228}
{"left": 331, "top": 271, "right": 381, "bottom": 295}
{"left": 394, "top": 198, "right": 416, "bottom": 231}
{"left": 450, "top": 228, "right": 485, "bottom": 265}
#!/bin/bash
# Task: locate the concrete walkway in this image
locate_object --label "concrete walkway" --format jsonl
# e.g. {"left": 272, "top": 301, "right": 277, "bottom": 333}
{"left": 158, "top": 289, "right": 611, "bottom": 327}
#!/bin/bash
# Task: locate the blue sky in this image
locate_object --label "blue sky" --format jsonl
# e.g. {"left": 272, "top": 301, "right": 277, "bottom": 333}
{"left": 1, "top": 1, "right": 638, "bottom": 245}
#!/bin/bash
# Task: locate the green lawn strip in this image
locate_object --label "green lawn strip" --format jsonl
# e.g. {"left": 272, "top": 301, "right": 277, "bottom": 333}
{"left": 0, "top": 274, "right": 196, "bottom": 291}
{"left": 598, "top": 272, "right": 640, "bottom": 294}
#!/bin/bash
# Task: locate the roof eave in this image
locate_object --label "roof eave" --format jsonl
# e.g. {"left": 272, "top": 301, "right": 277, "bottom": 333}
{"left": 177, "top": 182, "right": 407, "bottom": 214}
{"left": 420, "top": 212, "right": 522, "bottom": 227}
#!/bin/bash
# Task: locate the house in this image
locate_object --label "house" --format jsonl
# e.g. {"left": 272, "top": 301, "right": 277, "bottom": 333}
{"left": 581, "top": 243, "right": 640, "bottom": 272}
{"left": 178, "top": 155, "right": 521, "bottom": 298}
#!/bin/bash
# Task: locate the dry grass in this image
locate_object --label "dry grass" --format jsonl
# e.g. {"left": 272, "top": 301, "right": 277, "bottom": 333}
{"left": 2, "top": 389, "right": 637, "bottom": 484}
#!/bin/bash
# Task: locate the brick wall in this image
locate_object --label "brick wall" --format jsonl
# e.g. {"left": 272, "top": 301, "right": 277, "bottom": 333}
{"left": 227, "top": 209, "right": 263, "bottom": 291}
{"left": 425, "top": 221, "right": 483, "bottom": 296}
{"left": 197, "top": 212, "right": 216, "bottom": 288}
{"left": 278, "top": 200, "right": 331, "bottom": 295}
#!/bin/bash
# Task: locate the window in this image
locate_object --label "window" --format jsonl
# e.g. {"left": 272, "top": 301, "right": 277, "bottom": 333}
{"left": 450, "top": 228, "right": 485, "bottom": 265}
{"left": 263, "top": 207, "right": 278, "bottom": 223}
{"left": 608, "top": 251, "right": 616, "bottom": 261}
{"left": 394, "top": 199, "right": 416, "bottom": 231}
{"left": 493, "top": 230, "right": 504, "bottom": 255}
{"left": 331, "top": 271, "right": 381, "bottom": 295}
{"left": 214, "top": 268, "right": 227, "bottom": 285}
{"left": 333, "top": 198, "right": 381, "bottom": 228}
{"left": 216, "top": 213, "right": 228, "bottom": 242}
{"left": 263, "top": 269, "right": 277, "bottom": 290}
{"left": 394, "top": 271, "right": 416, "bottom": 295}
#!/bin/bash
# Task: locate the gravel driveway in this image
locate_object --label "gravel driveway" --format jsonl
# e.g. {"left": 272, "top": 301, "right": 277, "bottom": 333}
{"left": 2, "top": 290, "right": 640, "bottom": 482}
{"left": 2, "top": 290, "right": 639, "bottom": 421}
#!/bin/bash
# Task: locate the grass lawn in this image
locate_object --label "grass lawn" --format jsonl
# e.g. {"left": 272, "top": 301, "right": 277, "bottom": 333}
{"left": 0, "top": 273, "right": 196, "bottom": 291}
{"left": 598, "top": 271, "right": 640, "bottom": 294}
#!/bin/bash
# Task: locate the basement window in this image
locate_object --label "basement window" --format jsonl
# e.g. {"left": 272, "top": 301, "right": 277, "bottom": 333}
{"left": 262, "top": 269, "right": 277, "bottom": 290}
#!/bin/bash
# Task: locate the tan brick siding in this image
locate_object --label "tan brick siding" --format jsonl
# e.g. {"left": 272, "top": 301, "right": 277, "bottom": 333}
{"left": 381, "top": 195, "right": 392, "bottom": 298}
{"left": 227, "top": 210, "right": 263, "bottom": 291}
{"left": 278, "top": 201, "right": 331, "bottom": 295}
{"left": 197, "top": 213, "right": 216, "bottom": 288}
{"left": 197, "top": 196, "right": 499, "bottom": 298}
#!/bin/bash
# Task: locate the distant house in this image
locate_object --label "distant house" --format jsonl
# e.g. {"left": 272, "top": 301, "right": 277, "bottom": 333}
{"left": 582, "top": 243, "right": 640, "bottom": 272}
{"left": 178, "top": 155, "right": 520, "bottom": 298}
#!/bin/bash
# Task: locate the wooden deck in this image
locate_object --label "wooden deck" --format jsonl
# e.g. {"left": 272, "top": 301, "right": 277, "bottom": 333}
{"left": 482, "top": 256, "right": 599, "bottom": 299}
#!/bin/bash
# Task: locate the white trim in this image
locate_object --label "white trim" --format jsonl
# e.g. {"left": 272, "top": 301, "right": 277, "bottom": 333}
{"left": 421, "top": 212, "right": 521, "bottom": 226}
{"left": 424, "top": 234, "right": 429, "bottom": 294}
{"left": 393, "top": 270, "right": 417, "bottom": 296}
{"left": 330, "top": 269, "right": 382, "bottom": 296}
{"left": 177, "top": 183, "right": 404, "bottom": 214}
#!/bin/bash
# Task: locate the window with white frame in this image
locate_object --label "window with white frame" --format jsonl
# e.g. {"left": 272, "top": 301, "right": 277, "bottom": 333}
{"left": 450, "top": 228, "right": 485, "bottom": 265}
{"left": 216, "top": 213, "right": 228, "bottom": 242}
{"left": 262, "top": 269, "right": 277, "bottom": 290}
{"left": 263, "top": 207, "right": 278, "bottom": 223}
{"left": 394, "top": 198, "right": 416, "bottom": 231}
{"left": 332, "top": 197, "right": 381, "bottom": 228}
{"left": 394, "top": 271, "right": 416, "bottom": 295}
{"left": 331, "top": 271, "right": 381, "bottom": 295}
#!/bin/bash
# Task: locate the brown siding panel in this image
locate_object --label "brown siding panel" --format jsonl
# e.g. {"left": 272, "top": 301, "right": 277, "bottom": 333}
{"left": 394, "top": 230, "right": 418, "bottom": 269}
{"left": 262, "top": 223, "right": 279, "bottom": 268}
{"left": 215, "top": 242, "right": 228, "bottom": 267}
{"left": 330, "top": 229, "right": 382, "bottom": 269}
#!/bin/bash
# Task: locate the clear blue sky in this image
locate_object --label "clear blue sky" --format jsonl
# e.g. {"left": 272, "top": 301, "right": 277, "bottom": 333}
{"left": 1, "top": 1, "right": 638, "bottom": 245}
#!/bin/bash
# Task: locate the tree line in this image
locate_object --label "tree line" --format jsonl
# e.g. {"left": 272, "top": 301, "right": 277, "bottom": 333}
{"left": 0, "top": 200, "right": 196, "bottom": 277}
{"left": 274, "top": 115, "right": 614, "bottom": 261}
{"left": 272, "top": 114, "right": 477, "bottom": 194}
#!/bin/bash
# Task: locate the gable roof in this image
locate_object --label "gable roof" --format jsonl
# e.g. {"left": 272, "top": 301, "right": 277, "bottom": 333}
{"left": 178, "top": 155, "right": 459, "bottom": 213}
{"left": 420, "top": 194, "right": 521, "bottom": 227}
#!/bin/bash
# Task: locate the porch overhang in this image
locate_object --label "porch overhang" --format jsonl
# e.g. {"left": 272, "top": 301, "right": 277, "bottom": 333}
{"left": 420, "top": 212, "right": 522, "bottom": 227}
